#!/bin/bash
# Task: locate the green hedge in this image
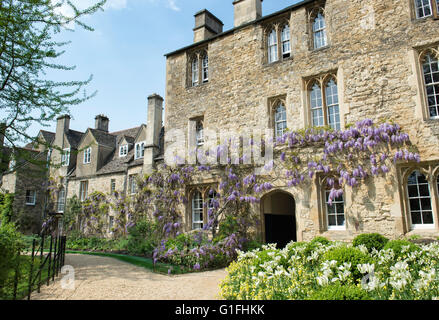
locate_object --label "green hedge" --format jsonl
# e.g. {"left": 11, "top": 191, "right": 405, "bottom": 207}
{"left": 353, "top": 233, "right": 389, "bottom": 252}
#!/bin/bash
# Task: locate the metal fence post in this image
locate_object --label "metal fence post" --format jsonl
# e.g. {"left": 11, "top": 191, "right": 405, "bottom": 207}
{"left": 27, "top": 239, "right": 36, "bottom": 300}
{"left": 47, "top": 236, "right": 53, "bottom": 286}
{"left": 37, "top": 235, "right": 44, "bottom": 293}
{"left": 12, "top": 249, "right": 20, "bottom": 300}
{"left": 52, "top": 235, "right": 58, "bottom": 281}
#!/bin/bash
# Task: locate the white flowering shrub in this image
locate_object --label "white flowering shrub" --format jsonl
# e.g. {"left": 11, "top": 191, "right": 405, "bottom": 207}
{"left": 220, "top": 240, "right": 439, "bottom": 300}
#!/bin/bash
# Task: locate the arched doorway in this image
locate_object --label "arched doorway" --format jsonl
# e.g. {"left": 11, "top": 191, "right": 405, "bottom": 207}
{"left": 261, "top": 191, "right": 296, "bottom": 248}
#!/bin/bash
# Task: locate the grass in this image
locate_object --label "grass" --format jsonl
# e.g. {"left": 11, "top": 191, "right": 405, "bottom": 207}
{"left": 65, "top": 250, "right": 191, "bottom": 275}
{"left": 0, "top": 255, "right": 52, "bottom": 300}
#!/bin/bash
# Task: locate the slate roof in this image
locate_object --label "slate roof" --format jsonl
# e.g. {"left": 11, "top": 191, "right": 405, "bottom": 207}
{"left": 40, "top": 130, "right": 55, "bottom": 144}
{"left": 66, "top": 129, "right": 84, "bottom": 149}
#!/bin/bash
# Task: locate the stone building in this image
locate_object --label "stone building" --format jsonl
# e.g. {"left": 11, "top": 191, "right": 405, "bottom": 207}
{"left": 164, "top": 0, "right": 439, "bottom": 243}
{"left": 1, "top": 94, "right": 164, "bottom": 234}
{"left": 2, "top": 0, "right": 439, "bottom": 244}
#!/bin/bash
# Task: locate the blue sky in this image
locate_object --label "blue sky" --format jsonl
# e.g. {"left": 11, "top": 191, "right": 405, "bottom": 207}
{"left": 29, "top": 0, "right": 302, "bottom": 138}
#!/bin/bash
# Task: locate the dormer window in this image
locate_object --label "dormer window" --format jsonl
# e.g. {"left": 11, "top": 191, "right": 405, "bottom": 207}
{"left": 83, "top": 147, "right": 91, "bottom": 164}
{"left": 119, "top": 144, "right": 128, "bottom": 157}
{"left": 61, "top": 148, "right": 70, "bottom": 166}
{"left": 135, "top": 142, "right": 145, "bottom": 159}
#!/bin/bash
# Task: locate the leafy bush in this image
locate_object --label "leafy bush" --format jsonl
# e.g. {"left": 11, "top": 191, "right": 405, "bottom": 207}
{"left": 308, "top": 284, "right": 371, "bottom": 300}
{"left": 126, "top": 218, "right": 159, "bottom": 256}
{"left": 323, "top": 246, "right": 373, "bottom": 282}
{"left": 383, "top": 240, "right": 419, "bottom": 258}
{"left": 0, "top": 223, "right": 23, "bottom": 294}
{"left": 0, "top": 193, "right": 14, "bottom": 225}
{"left": 303, "top": 236, "right": 330, "bottom": 257}
{"left": 220, "top": 240, "right": 439, "bottom": 300}
{"left": 353, "top": 233, "right": 389, "bottom": 252}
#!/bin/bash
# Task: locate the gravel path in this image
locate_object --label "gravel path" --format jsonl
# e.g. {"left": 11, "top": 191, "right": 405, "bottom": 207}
{"left": 30, "top": 254, "right": 227, "bottom": 300}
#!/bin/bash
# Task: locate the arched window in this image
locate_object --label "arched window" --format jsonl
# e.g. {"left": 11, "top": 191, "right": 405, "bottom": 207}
{"left": 414, "top": 0, "right": 433, "bottom": 19}
{"left": 310, "top": 82, "right": 324, "bottom": 127}
{"left": 281, "top": 25, "right": 291, "bottom": 59}
{"left": 312, "top": 12, "right": 327, "bottom": 50}
{"left": 274, "top": 103, "right": 287, "bottom": 138}
{"left": 407, "top": 171, "right": 434, "bottom": 228}
{"left": 57, "top": 188, "right": 65, "bottom": 213}
{"left": 421, "top": 53, "right": 439, "bottom": 119}
{"left": 268, "top": 29, "right": 278, "bottom": 64}
{"left": 202, "top": 54, "right": 209, "bottom": 83}
{"left": 325, "top": 187, "right": 345, "bottom": 230}
{"left": 191, "top": 57, "right": 199, "bottom": 87}
{"left": 325, "top": 79, "right": 341, "bottom": 130}
{"left": 192, "top": 191, "right": 204, "bottom": 230}
{"left": 135, "top": 142, "right": 145, "bottom": 159}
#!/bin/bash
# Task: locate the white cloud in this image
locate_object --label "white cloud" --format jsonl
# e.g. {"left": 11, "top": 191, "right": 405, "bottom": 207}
{"left": 104, "top": 0, "right": 128, "bottom": 10}
{"left": 166, "top": 0, "right": 180, "bottom": 12}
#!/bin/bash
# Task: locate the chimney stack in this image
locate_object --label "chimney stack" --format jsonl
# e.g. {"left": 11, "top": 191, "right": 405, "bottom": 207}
{"left": 233, "top": 0, "right": 262, "bottom": 28}
{"left": 193, "top": 9, "right": 224, "bottom": 43}
{"left": 144, "top": 94, "right": 163, "bottom": 174}
{"left": 56, "top": 115, "right": 70, "bottom": 136}
{"left": 95, "top": 114, "right": 109, "bottom": 132}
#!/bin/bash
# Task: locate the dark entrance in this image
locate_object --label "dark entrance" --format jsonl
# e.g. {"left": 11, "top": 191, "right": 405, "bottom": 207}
{"left": 262, "top": 191, "right": 296, "bottom": 248}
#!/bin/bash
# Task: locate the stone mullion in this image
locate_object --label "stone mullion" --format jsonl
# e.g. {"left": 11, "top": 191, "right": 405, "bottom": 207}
{"left": 197, "top": 53, "right": 202, "bottom": 86}
{"left": 430, "top": 166, "right": 439, "bottom": 231}
{"left": 433, "top": 0, "right": 439, "bottom": 19}
{"left": 320, "top": 78, "right": 329, "bottom": 127}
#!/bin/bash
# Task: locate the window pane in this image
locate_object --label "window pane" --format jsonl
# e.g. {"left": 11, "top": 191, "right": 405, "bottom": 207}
{"left": 192, "top": 58, "right": 198, "bottom": 86}
{"left": 275, "top": 104, "right": 287, "bottom": 138}
{"left": 281, "top": 25, "right": 291, "bottom": 57}
{"left": 313, "top": 13, "right": 327, "bottom": 49}
{"left": 268, "top": 29, "right": 278, "bottom": 63}
{"left": 202, "top": 55, "right": 208, "bottom": 82}
{"left": 192, "top": 191, "right": 204, "bottom": 229}
{"left": 326, "top": 79, "right": 340, "bottom": 130}
{"left": 415, "top": 0, "right": 432, "bottom": 18}
{"left": 422, "top": 54, "right": 439, "bottom": 119}
{"left": 407, "top": 171, "right": 434, "bottom": 226}
{"left": 311, "top": 83, "right": 324, "bottom": 127}
{"left": 423, "top": 211, "right": 434, "bottom": 224}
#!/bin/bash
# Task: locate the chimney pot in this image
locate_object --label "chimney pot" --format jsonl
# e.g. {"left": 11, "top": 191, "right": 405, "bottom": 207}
{"left": 233, "top": 0, "right": 263, "bottom": 28}
{"left": 95, "top": 114, "right": 109, "bottom": 133}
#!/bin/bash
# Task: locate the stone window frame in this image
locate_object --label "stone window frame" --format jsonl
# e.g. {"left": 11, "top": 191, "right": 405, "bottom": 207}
{"left": 307, "top": 3, "right": 330, "bottom": 51}
{"left": 79, "top": 180, "right": 88, "bottom": 202}
{"left": 128, "top": 174, "right": 138, "bottom": 195}
{"left": 267, "top": 95, "right": 288, "bottom": 139}
{"left": 398, "top": 163, "right": 439, "bottom": 233}
{"left": 316, "top": 174, "right": 347, "bottom": 232}
{"left": 411, "top": 0, "right": 439, "bottom": 20}
{"left": 187, "top": 185, "right": 219, "bottom": 231}
{"left": 119, "top": 144, "right": 128, "bottom": 157}
{"left": 262, "top": 16, "right": 292, "bottom": 65}
{"left": 134, "top": 141, "right": 145, "bottom": 160}
{"left": 57, "top": 188, "right": 65, "bottom": 213}
{"left": 187, "top": 47, "right": 209, "bottom": 88}
{"left": 418, "top": 47, "right": 439, "bottom": 120}
{"left": 83, "top": 147, "right": 91, "bottom": 164}
{"left": 304, "top": 71, "right": 341, "bottom": 130}
{"left": 110, "top": 179, "right": 116, "bottom": 194}
{"left": 61, "top": 148, "right": 70, "bottom": 167}
{"left": 25, "top": 190, "right": 36, "bottom": 206}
